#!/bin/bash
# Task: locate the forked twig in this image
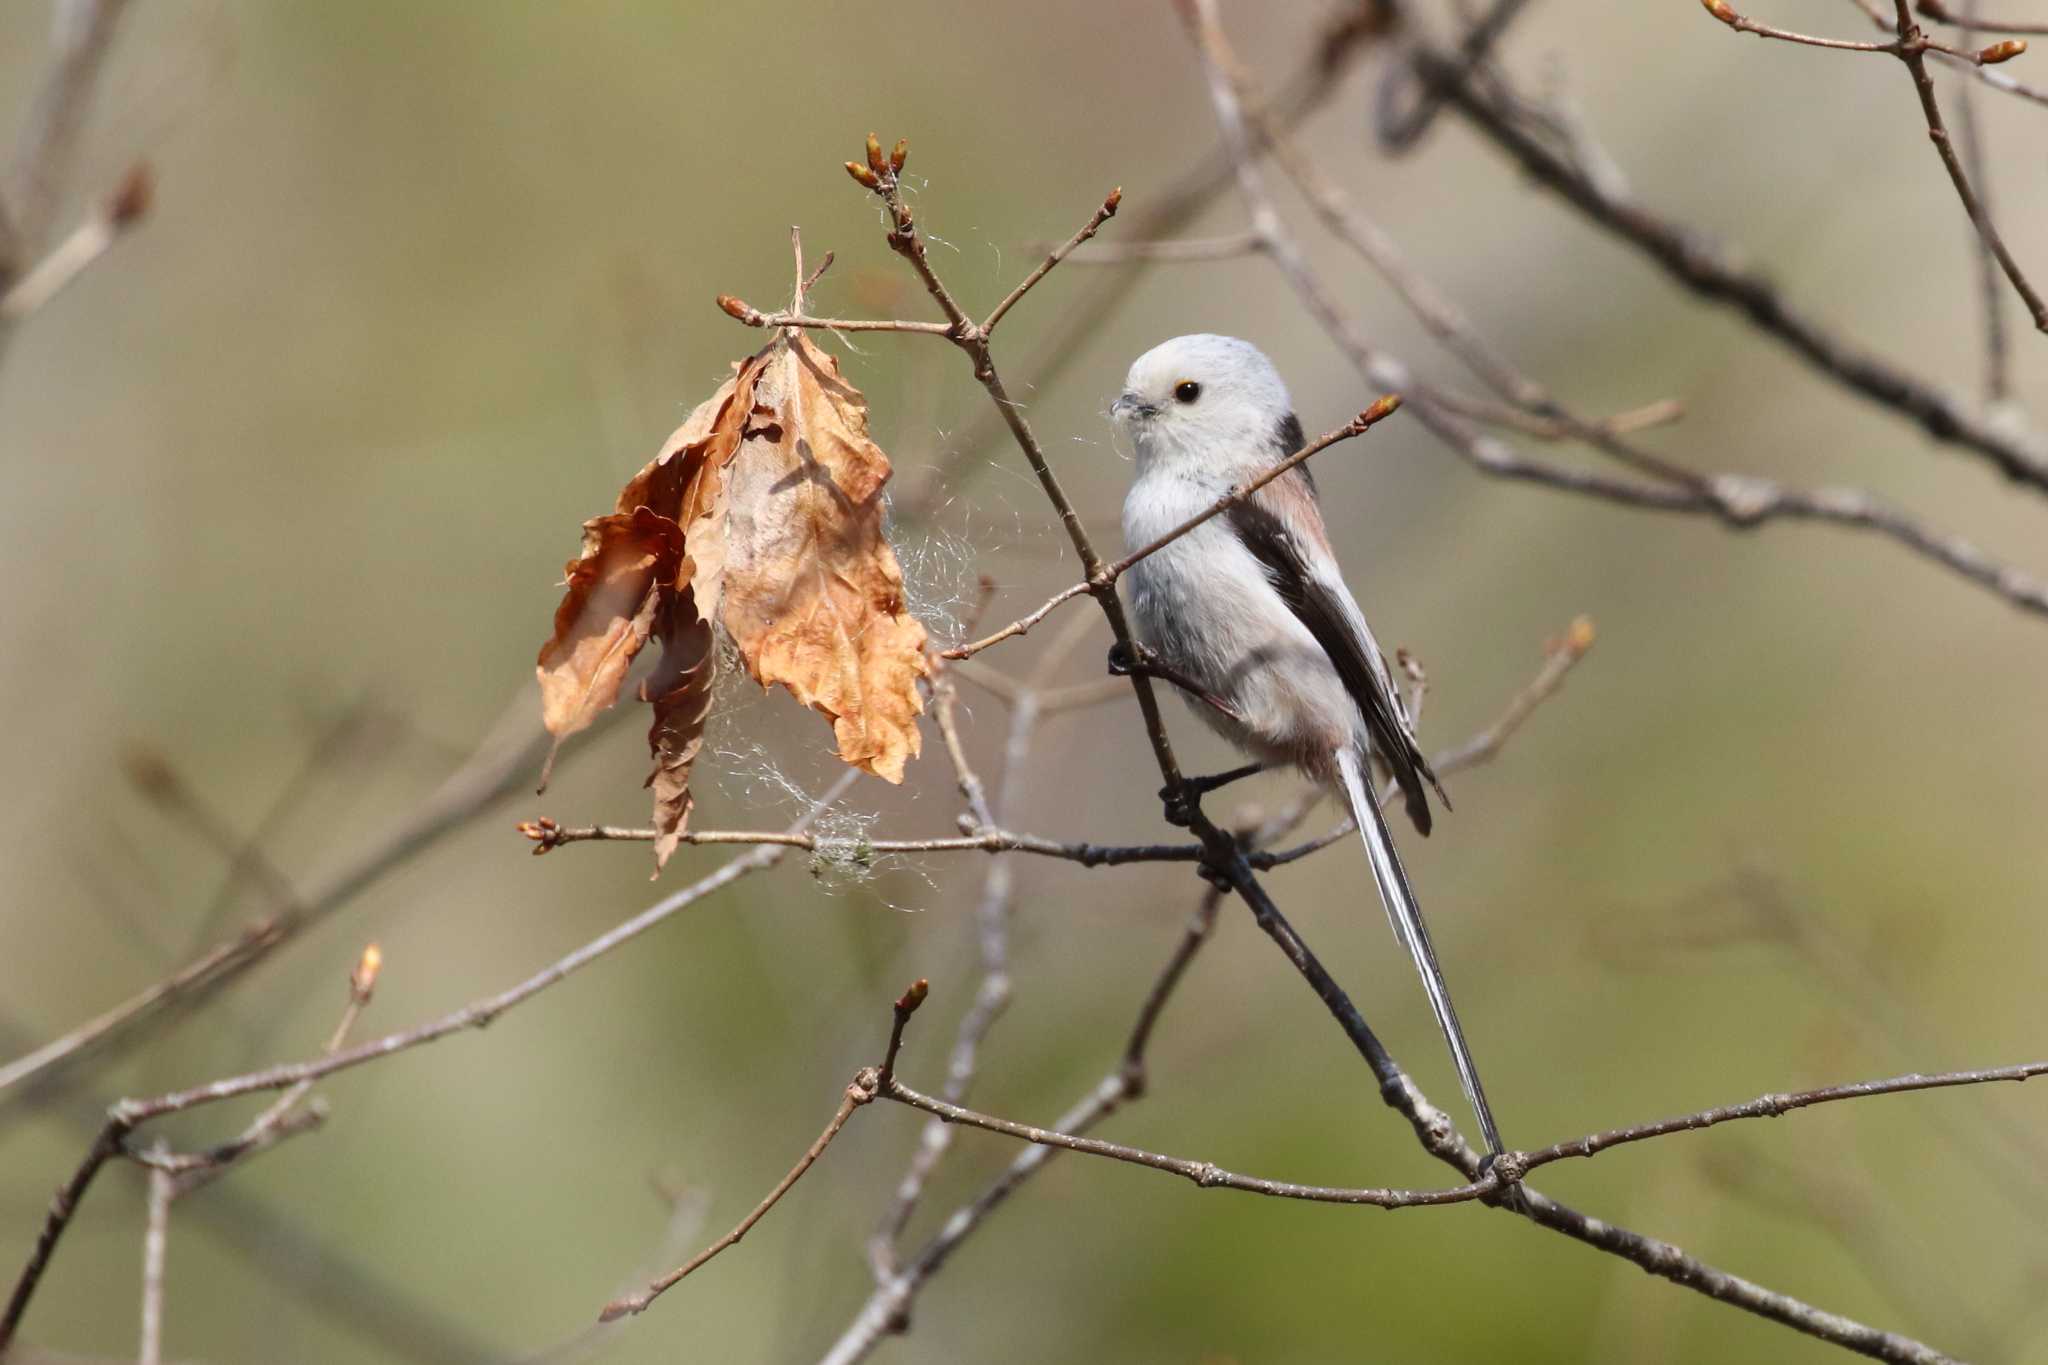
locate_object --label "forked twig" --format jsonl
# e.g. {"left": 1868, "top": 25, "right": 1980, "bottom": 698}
{"left": 599, "top": 1073, "right": 879, "bottom": 1322}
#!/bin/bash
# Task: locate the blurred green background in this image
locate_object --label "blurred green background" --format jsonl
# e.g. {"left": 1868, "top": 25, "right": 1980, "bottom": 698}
{"left": 3, "top": 2, "right": 2045, "bottom": 1362}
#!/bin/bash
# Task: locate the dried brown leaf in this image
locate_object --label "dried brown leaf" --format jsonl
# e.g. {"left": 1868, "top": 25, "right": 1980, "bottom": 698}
{"left": 720, "top": 333, "right": 927, "bottom": 782}
{"left": 643, "top": 589, "right": 717, "bottom": 873}
{"left": 535, "top": 326, "right": 925, "bottom": 869}
{"left": 534, "top": 353, "right": 764, "bottom": 798}
{"left": 534, "top": 507, "right": 683, "bottom": 789}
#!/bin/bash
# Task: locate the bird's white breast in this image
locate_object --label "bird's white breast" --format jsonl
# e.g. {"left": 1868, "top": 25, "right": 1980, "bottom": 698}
{"left": 1121, "top": 468, "right": 1357, "bottom": 766}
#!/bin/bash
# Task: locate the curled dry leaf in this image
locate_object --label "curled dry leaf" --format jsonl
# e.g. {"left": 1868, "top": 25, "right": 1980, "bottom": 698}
{"left": 536, "top": 331, "right": 926, "bottom": 871}
{"left": 721, "top": 333, "right": 928, "bottom": 786}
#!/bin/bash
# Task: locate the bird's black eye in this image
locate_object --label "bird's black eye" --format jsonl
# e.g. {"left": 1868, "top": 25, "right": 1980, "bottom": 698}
{"left": 1173, "top": 380, "right": 1202, "bottom": 404}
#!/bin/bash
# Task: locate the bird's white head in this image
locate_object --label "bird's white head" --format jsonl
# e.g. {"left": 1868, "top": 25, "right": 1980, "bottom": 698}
{"left": 1110, "top": 334, "right": 1296, "bottom": 473}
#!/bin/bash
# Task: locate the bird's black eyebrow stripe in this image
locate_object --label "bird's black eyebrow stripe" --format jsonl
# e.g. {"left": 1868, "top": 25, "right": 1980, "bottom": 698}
{"left": 1274, "top": 411, "right": 1313, "bottom": 495}
{"left": 1224, "top": 496, "right": 1435, "bottom": 835}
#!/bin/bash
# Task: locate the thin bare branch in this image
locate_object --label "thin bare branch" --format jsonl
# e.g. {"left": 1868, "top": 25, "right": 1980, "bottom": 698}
{"left": 1948, "top": 0, "right": 2012, "bottom": 401}
{"left": 1521, "top": 1060, "right": 2048, "bottom": 1171}
{"left": 1431, "top": 617, "right": 1596, "bottom": 771}
{"left": 982, "top": 186, "right": 1121, "bottom": 333}
{"left": 1882, "top": 0, "right": 2048, "bottom": 331}
{"left": 1431, "top": 390, "right": 1686, "bottom": 441}
{"left": 714, "top": 297, "right": 956, "bottom": 335}
{"left": 136, "top": 1155, "right": 169, "bottom": 1365}
{"left": 6, "top": 0, "right": 135, "bottom": 262}
{"left": 1059, "top": 231, "right": 1261, "bottom": 264}
{"left": 878, "top": 1071, "right": 1486, "bottom": 1206}
{"left": 0, "top": 162, "right": 148, "bottom": 322}
{"left": 1699, "top": 0, "right": 1896, "bottom": 51}
{"left": 940, "top": 583, "right": 1092, "bottom": 663}
{"left": 599, "top": 1074, "right": 875, "bottom": 1323}
{"left": 517, "top": 818, "right": 1212, "bottom": 867}
{"left": 863, "top": 1057, "right": 2048, "bottom": 1213}
{"left": 1377, "top": 0, "right": 1539, "bottom": 149}
{"left": 878, "top": 981, "right": 928, "bottom": 1090}
{"left": 147, "top": 944, "right": 385, "bottom": 1197}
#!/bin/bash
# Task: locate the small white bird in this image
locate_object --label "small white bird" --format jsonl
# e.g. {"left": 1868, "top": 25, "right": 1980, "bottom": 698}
{"left": 1111, "top": 334, "right": 1502, "bottom": 1156}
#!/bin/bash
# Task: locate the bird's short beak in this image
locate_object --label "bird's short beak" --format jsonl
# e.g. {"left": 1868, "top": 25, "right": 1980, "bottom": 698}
{"left": 1111, "top": 391, "right": 1155, "bottom": 423}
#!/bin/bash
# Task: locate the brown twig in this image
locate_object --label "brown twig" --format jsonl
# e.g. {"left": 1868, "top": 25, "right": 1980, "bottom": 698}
{"left": 861, "top": 1057, "right": 2048, "bottom": 1212}
{"left": 1935, "top": 42, "right": 2048, "bottom": 101}
{"left": 1433, "top": 393, "right": 1686, "bottom": 442}
{"left": 1431, "top": 618, "right": 1596, "bottom": 771}
{"left": 878, "top": 980, "right": 928, "bottom": 1089}
{"left": 1059, "top": 230, "right": 1261, "bottom": 264}
{"left": 598, "top": 1073, "right": 877, "bottom": 1323}
{"left": 981, "top": 186, "right": 1121, "bottom": 333}
{"left": 1377, "top": 0, "right": 1537, "bottom": 149}
{"left": 1881, "top": 0, "right": 2048, "bottom": 332}
{"left": 136, "top": 1154, "right": 170, "bottom": 1365}
{"left": 1948, "top": 0, "right": 2011, "bottom": 401}
{"left": 715, "top": 297, "right": 955, "bottom": 335}
{"left": 171, "top": 945, "right": 383, "bottom": 1189}
{"left": 517, "top": 817, "right": 1214, "bottom": 867}
{"left": 0, "top": 162, "right": 149, "bottom": 322}
{"left": 4, "top": 0, "right": 135, "bottom": 267}
{"left": 877, "top": 1071, "right": 1487, "bottom": 1206}
{"left": 1699, "top": 0, "right": 1899, "bottom": 51}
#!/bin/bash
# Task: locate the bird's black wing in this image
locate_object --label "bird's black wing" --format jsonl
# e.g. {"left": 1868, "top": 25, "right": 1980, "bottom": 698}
{"left": 1225, "top": 470, "right": 1441, "bottom": 836}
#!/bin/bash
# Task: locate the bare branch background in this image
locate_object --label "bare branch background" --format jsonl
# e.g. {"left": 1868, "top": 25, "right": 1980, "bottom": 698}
{"left": 2, "top": 2, "right": 2046, "bottom": 1363}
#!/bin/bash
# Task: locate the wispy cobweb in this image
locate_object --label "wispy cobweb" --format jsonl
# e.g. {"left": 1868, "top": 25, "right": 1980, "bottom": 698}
{"left": 711, "top": 735, "right": 895, "bottom": 892}
{"left": 893, "top": 518, "right": 984, "bottom": 642}
{"left": 701, "top": 643, "right": 929, "bottom": 905}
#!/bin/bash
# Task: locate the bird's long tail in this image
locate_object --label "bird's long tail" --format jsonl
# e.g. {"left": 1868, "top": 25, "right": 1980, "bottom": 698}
{"left": 1335, "top": 746, "right": 1504, "bottom": 1156}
